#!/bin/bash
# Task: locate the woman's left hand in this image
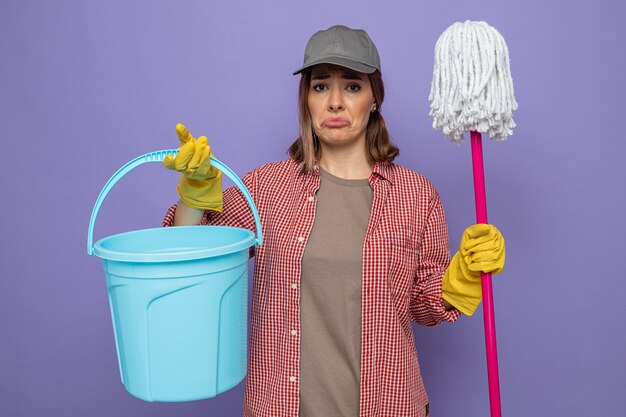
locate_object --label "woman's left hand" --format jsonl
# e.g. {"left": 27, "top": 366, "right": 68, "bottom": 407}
{"left": 441, "top": 224, "right": 506, "bottom": 316}
{"left": 460, "top": 224, "right": 506, "bottom": 275}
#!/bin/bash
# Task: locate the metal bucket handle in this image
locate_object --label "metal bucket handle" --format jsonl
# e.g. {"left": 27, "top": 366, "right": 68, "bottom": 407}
{"left": 87, "top": 149, "right": 263, "bottom": 255}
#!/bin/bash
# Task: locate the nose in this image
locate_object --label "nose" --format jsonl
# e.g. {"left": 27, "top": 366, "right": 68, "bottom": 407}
{"left": 328, "top": 88, "right": 343, "bottom": 111}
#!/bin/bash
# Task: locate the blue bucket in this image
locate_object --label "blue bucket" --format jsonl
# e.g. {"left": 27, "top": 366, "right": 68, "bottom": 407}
{"left": 87, "top": 150, "right": 262, "bottom": 402}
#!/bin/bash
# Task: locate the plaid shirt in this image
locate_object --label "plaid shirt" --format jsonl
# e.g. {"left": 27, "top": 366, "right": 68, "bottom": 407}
{"left": 163, "top": 159, "right": 461, "bottom": 417}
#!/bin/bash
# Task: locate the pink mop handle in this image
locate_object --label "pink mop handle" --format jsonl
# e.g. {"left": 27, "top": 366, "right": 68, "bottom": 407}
{"left": 470, "top": 131, "right": 502, "bottom": 417}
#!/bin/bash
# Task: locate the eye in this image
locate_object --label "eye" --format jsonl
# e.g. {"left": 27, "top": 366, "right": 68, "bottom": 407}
{"left": 312, "top": 83, "right": 327, "bottom": 92}
{"left": 347, "top": 83, "right": 361, "bottom": 92}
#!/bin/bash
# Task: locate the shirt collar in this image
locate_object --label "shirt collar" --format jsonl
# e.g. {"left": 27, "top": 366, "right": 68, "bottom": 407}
{"left": 297, "top": 159, "right": 394, "bottom": 186}
{"left": 371, "top": 160, "right": 394, "bottom": 185}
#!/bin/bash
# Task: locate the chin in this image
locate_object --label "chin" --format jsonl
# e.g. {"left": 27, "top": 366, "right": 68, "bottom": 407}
{"left": 321, "top": 136, "right": 350, "bottom": 145}
{"left": 319, "top": 131, "right": 350, "bottom": 142}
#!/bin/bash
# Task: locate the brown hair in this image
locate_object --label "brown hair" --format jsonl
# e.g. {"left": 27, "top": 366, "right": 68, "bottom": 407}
{"left": 288, "top": 68, "right": 399, "bottom": 170}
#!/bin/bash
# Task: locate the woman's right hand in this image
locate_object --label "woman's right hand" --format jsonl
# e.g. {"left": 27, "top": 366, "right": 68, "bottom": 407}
{"left": 163, "top": 123, "right": 223, "bottom": 212}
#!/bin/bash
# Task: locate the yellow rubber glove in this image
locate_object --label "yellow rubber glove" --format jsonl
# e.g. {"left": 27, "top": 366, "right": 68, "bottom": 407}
{"left": 442, "top": 224, "right": 506, "bottom": 316}
{"left": 162, "top": 123, "right": 223, "bottom": 211}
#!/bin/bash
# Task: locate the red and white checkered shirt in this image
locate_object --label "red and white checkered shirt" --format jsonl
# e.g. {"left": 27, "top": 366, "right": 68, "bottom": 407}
{"left": 163, "top": 158, "right": 461, "bottom": 417}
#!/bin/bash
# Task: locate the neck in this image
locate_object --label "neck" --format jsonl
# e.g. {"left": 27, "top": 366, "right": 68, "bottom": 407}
{"left": 318, "top": 140, "right": 373, "bottom": 180}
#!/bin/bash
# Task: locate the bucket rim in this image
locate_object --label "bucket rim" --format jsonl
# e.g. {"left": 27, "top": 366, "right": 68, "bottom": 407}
{"left": 93, "top": 225, "right": 255, "bottom": 263}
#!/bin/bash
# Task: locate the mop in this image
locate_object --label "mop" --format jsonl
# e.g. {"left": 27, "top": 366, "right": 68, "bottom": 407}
{"left": 429, "top": 21, "right": 518, "bottom": 417}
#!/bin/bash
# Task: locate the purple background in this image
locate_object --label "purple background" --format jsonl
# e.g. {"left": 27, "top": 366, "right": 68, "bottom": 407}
{"left": 2, "top": 1, "right": 625, "bottom": 416}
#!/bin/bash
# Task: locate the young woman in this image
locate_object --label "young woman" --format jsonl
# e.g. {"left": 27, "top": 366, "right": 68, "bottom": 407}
{"left": 163, "top": 25, "right": 505, "bottom": 417}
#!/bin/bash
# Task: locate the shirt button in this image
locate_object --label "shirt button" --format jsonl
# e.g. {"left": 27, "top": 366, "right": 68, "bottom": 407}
{"left": 291, "top": 283, "right": 297, "bottom": 289}
{"left": 289, "top": 376, "right": 296, "bottom": 382}
{"left": 297, "top": 236, "right": 304, "bottom": 243}
{"left": 308, "top": 196, "right": 314, "bottom": 202}
{"left": 291, "top": 330, "right": 297, "bottom": 336}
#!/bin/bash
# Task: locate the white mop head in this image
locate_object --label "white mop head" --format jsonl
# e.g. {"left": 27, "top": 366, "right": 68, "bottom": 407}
{"left": 429, "top": 20, "right": 518, "bottom": 144}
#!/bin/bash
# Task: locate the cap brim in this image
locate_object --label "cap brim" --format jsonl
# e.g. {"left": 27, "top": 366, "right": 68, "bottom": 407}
{"left": 292, "top": 56, "right": 378, "bottom": 75}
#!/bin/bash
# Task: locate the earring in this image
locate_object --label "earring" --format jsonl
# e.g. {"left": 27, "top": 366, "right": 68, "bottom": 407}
{"left": 371, "top": 103, "right": 377, "bottom": 113}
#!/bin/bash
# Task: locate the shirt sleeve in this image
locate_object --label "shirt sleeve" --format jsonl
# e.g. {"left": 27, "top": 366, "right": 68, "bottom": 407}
{"left": 409, "top": 190, "right": 462, "bottom": 326}
{"left": 161, "top": 170, "right": 259, "bottom": 255}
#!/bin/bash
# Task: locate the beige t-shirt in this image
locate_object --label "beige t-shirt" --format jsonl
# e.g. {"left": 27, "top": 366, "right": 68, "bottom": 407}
{"left": 299, "top": 167, "right": 374, "bottom": 417}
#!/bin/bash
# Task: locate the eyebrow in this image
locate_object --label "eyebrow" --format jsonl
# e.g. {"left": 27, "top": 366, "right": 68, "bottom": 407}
{"left": 311, "top": 72, "right": 365, "bottom": 81}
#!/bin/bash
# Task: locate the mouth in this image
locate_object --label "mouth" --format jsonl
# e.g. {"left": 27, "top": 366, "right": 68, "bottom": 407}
{"left": 322, "top": 118, "right": 350, "bottom": 128}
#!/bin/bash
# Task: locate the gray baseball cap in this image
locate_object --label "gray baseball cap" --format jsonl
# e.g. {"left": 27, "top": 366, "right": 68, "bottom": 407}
{"left": 292, "top": 25, "right": 381, "bottom": 75}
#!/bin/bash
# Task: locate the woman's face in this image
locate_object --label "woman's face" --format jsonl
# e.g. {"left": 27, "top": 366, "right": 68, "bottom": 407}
{"left": 308, "top": 64, "right": 375, "bottom": 149}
